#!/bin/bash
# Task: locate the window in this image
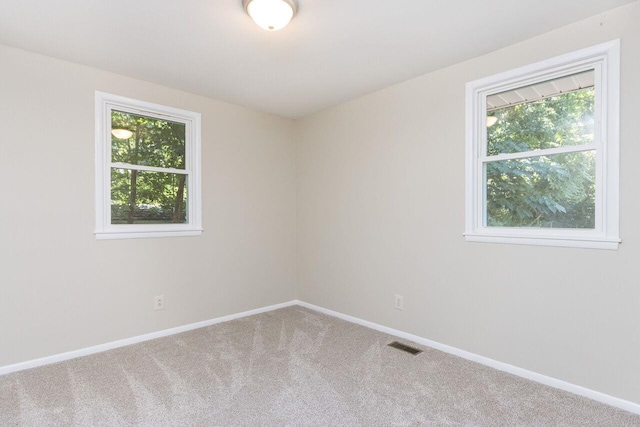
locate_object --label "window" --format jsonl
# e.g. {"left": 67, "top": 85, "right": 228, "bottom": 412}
{"left": 95, "top": 92, "right": 202, "bottom": 239}
{"left": 465, "top": 41, "right": 620, "bottom": 249}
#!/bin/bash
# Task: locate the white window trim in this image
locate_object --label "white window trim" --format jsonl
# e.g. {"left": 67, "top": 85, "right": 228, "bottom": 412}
{"left": 95, "top": 92, "right": 203, "bottom": 240}
{"left": 464, "top": 40, "right": 620, "bottom": 250}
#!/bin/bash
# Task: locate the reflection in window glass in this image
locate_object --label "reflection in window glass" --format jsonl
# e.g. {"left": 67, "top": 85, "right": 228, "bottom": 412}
{"left": 487, "top": 71, "right": 595, "bottom": 156}
{"left": 111, "top": 110, "right": 186, "bottom": 169}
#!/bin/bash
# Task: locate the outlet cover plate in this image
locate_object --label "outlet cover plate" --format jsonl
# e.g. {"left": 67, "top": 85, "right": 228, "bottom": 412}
{"left": 394, "top": 295, "right": 403, "bottom": 310}
{"left": 154, "top": 295, "right": 165, "bottom": 311}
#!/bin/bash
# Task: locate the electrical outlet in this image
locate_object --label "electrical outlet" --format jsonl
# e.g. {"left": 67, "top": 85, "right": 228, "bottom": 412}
{"left": 154, "top": 295, "right": 165, "bottom": 311}
{"left": 394, "top": 294, "right": 404, "bottom": 311}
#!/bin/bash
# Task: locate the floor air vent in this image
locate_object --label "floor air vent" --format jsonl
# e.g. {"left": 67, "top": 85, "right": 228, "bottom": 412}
{"left": 387, "top": 341, "right": 423, "bottom": 355}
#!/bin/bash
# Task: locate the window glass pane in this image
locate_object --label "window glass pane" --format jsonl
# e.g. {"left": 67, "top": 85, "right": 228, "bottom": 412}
{"left": 111, "top": 110, "right": 186, "bottom": 170}
{"left": 111, "top": 168, "right": 188, "bottom": 224}
{"left": 485, "top": 151, "right": 595, "bottom": 229}
{"left": 486, "top": 70, "right": 594, "bottom": 156}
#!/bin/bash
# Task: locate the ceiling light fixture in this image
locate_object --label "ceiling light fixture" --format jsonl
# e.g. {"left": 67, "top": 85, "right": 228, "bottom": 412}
{"left": 486, "top": 116, "right": 498, "bottom": 127}
{"left": 243, "top": 0, "right": 298, "bottom": 32}
{"left": 111, "top": 129, "right": 133, "bottom": 139}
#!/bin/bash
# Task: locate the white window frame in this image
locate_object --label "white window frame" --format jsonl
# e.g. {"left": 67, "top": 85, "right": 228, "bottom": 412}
{"left": 464, "top": 40, "right": 620, "bottom": 250}
{"left": 95, "top": 92, "right": 202, "bottom": 240}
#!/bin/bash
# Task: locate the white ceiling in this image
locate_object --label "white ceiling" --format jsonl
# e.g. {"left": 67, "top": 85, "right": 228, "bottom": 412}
{"left": 0, "top": 0, "right": 634, "bottom": 118}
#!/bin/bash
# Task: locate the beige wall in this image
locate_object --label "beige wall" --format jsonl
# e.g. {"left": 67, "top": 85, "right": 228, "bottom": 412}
{"left": 296, "top": 2, "right": 640, "bottom": 404}
{"left": 0, "top": 44, "right": 297, "bottom": 366}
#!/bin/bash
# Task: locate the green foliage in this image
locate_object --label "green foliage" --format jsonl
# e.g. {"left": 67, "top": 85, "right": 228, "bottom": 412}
{"left": 486, "top": 90, "right": 595, "bottom": 229}
{"left": 110, "top": 111, "right": 187, "bottom": 224}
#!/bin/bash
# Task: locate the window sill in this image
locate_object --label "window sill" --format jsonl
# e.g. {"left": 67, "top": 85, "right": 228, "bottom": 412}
{"left": 464, "top": 233, "right": 620, "bottom": 250}
{"left": 95, "top": 229, "right": 203, "bottom": 240}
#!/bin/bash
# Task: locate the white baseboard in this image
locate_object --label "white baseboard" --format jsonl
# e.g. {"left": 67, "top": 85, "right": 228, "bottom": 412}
{"left": 2, "top": 299, "right": 638, "bottom": 416}
{"left": 294, "top": 300, "right": 640, "bottom": 416}
{"left": 0, "top": 300, "right": 297, "bottom": 376}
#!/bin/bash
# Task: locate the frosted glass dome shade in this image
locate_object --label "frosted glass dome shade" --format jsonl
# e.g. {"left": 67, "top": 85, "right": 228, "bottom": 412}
{"left": 111, "top": 129, "right": 133, "bottom": 139}
{"left": 243, "top": 0, "right": 298, "bottom": 31}
{"left": 486, "top": 116, "right": 498, "bottom": 127}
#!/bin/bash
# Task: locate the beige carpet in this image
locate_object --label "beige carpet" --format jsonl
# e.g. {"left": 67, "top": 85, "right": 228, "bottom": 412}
{"left": 1, "top": 306, "right": 639, "bottom": 426}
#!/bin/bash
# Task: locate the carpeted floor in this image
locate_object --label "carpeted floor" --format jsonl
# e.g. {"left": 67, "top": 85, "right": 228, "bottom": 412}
{"left": 1, "top": 305, "right": 639, "bottom": 426}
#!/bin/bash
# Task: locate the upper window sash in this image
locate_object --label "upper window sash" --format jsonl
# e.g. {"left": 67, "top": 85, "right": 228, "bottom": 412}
{"left": 464, "top": 40, "right": 620, "bottom": 250}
